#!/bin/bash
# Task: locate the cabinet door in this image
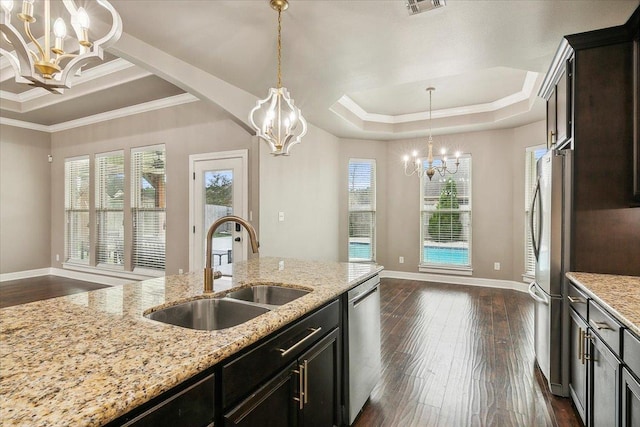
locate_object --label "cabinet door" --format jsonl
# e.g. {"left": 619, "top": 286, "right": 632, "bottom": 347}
{"left": 556, "top": 63, "right": 572, "bottom": 148}
{"left": 622, "top": 368, "right": 640, "bottom": 427}
{"left": 299, "top": 329, "right": 340, "bottom": 427}
{"left": 590, "top": 335, "right": 621, "bottom": 427}
{"left": 224, "top": 362, "right": 298, "bottom": 427}
{"left": 570, "top": 309, "right": 588, "bottom": 424}
{"left": 547, "top": 86, "right": 557, "bottom": 148}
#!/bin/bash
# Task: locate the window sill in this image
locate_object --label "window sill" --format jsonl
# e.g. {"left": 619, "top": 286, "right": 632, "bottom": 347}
{"left": 63, "top": 263, "right": 164, "bottom": 281}
{"left": 418, "top": 265, "right": 473, "bottom": 276}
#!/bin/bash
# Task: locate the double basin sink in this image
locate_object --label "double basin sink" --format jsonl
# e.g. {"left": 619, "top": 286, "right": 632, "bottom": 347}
{"left": 145, "top": 285, "right": 310, "bottom": 331}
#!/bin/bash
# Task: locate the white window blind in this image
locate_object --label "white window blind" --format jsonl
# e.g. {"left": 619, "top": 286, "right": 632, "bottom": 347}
{"left": 65, "top": 156, "right": 90, "bottom": 264}
{"left": 131, "top": 145, "right": 166, "bottom": 271}
{"left": 524, "top": 146, "right": 546, "bottom": 276}
{"left": 420, "top": 156, "right": 472, "bottom": 268}
{"left": 96, "top": 151, "right": 124, "bottom": 268}
{"left": 348, "top": 159, "right": 376, "bottom": 262}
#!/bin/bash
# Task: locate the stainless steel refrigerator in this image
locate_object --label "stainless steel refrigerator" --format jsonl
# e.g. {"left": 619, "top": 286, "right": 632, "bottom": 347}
{"left": 528, "top": 149, "right": 572, "bottom": 396}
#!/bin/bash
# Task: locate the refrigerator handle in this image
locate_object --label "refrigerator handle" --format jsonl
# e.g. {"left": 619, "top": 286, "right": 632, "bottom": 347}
{"left": 528, "top": 281, "right": 549, "bottom": 305}
{"left": 529, "top": 178, "right": 541, "bottom": 262}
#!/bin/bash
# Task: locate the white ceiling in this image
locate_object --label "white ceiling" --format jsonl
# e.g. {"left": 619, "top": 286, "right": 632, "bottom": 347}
{"left": 1, "top": 0, "right": 638, "bottom": 139}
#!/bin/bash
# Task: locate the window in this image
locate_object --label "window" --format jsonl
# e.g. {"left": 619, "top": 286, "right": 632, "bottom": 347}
{"left": 65, "top": 156, "right": 90, "bottom": 264}
{"left": 131, "top": 145, "right": 166, "bottom": 271}
{"left": 420, "top": 157, "right": 472, "bottom": 270}
{"left": 348, "top": 159, "right": 376, "bottom": 262}
{"left": 524, "top": 146, "right": 546, "bottom": 277}
{"left": 95, "top": 151, "right": 124, "bottom": 268}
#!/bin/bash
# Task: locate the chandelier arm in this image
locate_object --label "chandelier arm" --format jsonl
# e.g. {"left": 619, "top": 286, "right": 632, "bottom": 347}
{"left": 54, "top": 53, "right": 78, "bottom": 65}
{"left": 23, "top": 21, "right": 45, "bottom": 61}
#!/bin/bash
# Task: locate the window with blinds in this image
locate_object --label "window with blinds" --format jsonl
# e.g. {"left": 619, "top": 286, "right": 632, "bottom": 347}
{"left": 348, "top": 159, "right": 376, "bottom": 262}
{"left": 96, "top": 151, "right": 124, "bottom": 268}
{"left": 131, "top": 145, "right": 166, "bottom": 271}
{"left": 420, "top": 156, "right": 472, "bottom": 268}
{"left": 65, "top": 156, "right": 90, "bottom": 264}
{"left": 524, "top": 146, "right": 546, "bottom": 276}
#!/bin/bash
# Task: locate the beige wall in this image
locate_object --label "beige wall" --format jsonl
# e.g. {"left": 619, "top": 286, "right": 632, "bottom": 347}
{"left": 338, "top": 120, "right": 546, "bottom": 282}
{"left": 259, "top": 124, "right": 340, "bottom": 261}
{"left": 0, "top": 126, "right": 52, "bottom": 274}
{"left": 49, "top": 101, "right": 255, "bottom": 275}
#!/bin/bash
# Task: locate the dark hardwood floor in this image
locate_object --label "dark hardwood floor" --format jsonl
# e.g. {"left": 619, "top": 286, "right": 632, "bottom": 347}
{"left": 0, "top": 275, "right": 109, "bottom": 308}
{"left": 353, "top": 278, "right": 582, "bottom": 427}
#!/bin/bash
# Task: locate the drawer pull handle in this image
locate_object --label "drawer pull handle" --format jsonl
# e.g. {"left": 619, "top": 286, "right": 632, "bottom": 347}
{"left": 578, "top": 328, "right": 584, "bottom": 364}
{"left": 277, "top": 327, "right": 323, "bottom": 357}
{"left": 568, "top": 296, "right": 585, "bottom": 304}
{"left": 590, "top": 319, "right": 611, "bottom": 331}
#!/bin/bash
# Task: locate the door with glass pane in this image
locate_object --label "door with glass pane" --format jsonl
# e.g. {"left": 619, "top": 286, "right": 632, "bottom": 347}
{"left": 191, "top": 151, "right": 247, "bottom": 272}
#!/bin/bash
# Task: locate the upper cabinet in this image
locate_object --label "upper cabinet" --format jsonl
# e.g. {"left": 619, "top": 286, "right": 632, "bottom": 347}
{"left": 540, "top": 41, "right": 574, "bottom": 150}
{"left": 634, "top": 29, "right": 640, "bottom": 202}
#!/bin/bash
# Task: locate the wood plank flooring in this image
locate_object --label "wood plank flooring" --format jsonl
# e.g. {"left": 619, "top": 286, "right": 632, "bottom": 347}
{"left": 353, "top": 278, "right": 582, "bottom": 427}
{"left": 0, "top": 275, "right": 109, "bottom": 308}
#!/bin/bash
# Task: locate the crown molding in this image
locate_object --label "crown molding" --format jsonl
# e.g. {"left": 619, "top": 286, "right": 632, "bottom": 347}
{"left": 0, "top": 93, "right": 199, "bottom": 133}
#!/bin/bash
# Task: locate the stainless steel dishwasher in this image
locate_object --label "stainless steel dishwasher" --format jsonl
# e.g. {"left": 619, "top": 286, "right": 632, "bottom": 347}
{"left": 343, "top": 274, "right": 381, "bottom": 425}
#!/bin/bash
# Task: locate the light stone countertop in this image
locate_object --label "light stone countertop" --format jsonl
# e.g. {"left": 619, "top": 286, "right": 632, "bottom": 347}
{"left": 0, "top": 257, "right": 383, "bottom": 427}
{"left": 566, "top": 272, "right": 640, "bottom": 336}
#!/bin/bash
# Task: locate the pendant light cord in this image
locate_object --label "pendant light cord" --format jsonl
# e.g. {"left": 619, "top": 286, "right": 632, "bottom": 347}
{"left": 277, "top": 9, "right": 282, "bottom": 89}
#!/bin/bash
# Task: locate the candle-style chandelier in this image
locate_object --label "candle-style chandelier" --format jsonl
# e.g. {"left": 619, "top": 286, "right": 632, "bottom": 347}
{"left": 0, "top": 0, "right": 122, "bottom": 93}
{"left": 249, "top": 0, "right": 307, "bottom": 156}
{"left": 403, "top": 87, "right": 460, "bottom": 180}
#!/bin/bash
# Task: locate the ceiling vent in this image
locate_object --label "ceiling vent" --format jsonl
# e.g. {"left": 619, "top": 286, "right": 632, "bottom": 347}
{"left": 406, "top": 0, "right": 446, "bottom": 15}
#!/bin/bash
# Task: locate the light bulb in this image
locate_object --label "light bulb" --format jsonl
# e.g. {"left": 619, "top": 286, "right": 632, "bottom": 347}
{"left": 440, "top": 147, "right": 446, "bottom": 155}
{"left": 455, "top": 151, "right": 460, "bottom": 158}
{"left": 53, "top": 18, "right": 67, "bottom": 38}
{"left": 77, "top": 7, "right": 90, "bottom": 29}
{"left": 403, "top": 155, "right": 409, "bottom": 162}
{"left": 289, "top": 111, "right": 296, "bottom": 123}
{"left": 1, "top": 0, "right": 13, "bottom": 13}
{"left": 412, "top": 150, "right": 418, "bottom": 157}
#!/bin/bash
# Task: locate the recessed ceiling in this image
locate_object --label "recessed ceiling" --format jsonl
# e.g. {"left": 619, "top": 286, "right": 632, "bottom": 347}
{"left": 1, "top": 0, "right": 638, "bottom": 139}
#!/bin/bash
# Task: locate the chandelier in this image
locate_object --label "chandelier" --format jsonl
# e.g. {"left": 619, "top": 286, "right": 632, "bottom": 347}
{"left": 0, "top": 0, "right": 122, "bottom": 93}
{"left": 403, "top": 87, "right": 460, "bottom": 180}
{"left": 249, "top": 0, "right": 307, "bottom": 156}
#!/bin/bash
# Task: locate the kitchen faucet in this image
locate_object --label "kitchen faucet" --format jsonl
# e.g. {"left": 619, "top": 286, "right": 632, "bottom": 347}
{"left": 204, "top": 215, "right": 259, "bottom": 293}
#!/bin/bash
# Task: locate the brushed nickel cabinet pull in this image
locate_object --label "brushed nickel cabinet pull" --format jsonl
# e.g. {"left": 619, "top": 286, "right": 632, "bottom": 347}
{"left": 293, "top": 366, "right": 304, "bottom": 410}
{"left": 578, "top": 328, "right": 584, "bottom": 364}
{"left": 277, "top": 327, "right": 322, "bottom": 357}
{"left": 589, "top": 319, "right": 611, "bottom": 330}
{"left": 568, "top": 296, "right": 585, "bottom": 304}
{"left": 303, "top": 359, "right": 309, "bottom": 404}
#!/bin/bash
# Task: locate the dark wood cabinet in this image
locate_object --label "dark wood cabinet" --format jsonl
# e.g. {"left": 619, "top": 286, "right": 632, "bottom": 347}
{"left": 570, "top": 309, "right": 588, "bottom": 424}
{"left": 223, "top": 329, "right": 340, "bottom": 427}
{"left": 634, "top": 31, "right": 640, "bottom": 202}
{"left": 589, "top": 333, "right": 621, "bottom": 427}
{"left": 622, "top": 368, "right": 640, "bottom": 427}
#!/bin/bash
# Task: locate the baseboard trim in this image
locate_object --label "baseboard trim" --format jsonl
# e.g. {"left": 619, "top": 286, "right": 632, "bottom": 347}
{"left": 380, "top": 270, "right": 528, "bottom": 293}
{"left": 0, "top": 268, "right": 135, "bottom": 286}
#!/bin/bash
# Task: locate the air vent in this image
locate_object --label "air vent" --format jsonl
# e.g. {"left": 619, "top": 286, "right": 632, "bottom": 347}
{"left": 406, "top": 0, "right": 446, "bottom": 15}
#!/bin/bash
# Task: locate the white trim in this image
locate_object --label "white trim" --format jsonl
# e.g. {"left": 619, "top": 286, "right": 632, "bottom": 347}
{"left": 0, "top": 93, "right": 199, "bottom": 133}
{"left": 0, "top": 267, "right": 134, "bottom": 286}
{"left": 0, "top": 268, "right": 52, "bottom": 282}
{"left": 380, "top": 270, "right": 528, "bottom": 293}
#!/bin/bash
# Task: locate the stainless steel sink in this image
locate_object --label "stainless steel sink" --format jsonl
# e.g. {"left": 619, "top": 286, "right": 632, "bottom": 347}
{"left": 145, "top": 298, "right": 270, "bottom": 331}
{"left": 225, "top": 285, "right": 310, "bottom": 306}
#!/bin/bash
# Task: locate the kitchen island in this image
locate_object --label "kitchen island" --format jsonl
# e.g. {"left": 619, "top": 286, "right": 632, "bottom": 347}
{"left": 0, "top": 257, "right": 382, "bottom": 426}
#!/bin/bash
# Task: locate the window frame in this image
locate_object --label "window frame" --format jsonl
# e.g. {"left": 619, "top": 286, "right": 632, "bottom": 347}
{"left": 95, "top": 150, "right": 125, "bottom": 270}
{"left": 64, "top": 155, "right": 91, "bottom": 265}
{"left": 347, "top": 158, "right": 376, "bottom": 263}
{"left": 418, "top": 155, "right": 472, "bottom": 274}
{"left": 131, "top": 144, "right": 166, "bottom": 274}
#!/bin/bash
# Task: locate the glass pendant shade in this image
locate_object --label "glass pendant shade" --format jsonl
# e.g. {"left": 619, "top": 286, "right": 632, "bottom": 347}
{"left": 249, "top": 86, "right": 307, "bottom": 156}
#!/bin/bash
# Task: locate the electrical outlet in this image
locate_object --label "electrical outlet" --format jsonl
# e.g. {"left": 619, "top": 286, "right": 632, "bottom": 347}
{"left": 178, "top": 268, "right": 184, "bottom": 274}
{"left": 56, "top": 254, "right": 60, "bottom": 262}
{"left": 494, "top": 262, "right": 501, "bottom": 271}
{"left": 278, "top": 212, "right": 285, "bottom": 222}
{"left": 399, "top": 256, "right": 405, "bottom": 264}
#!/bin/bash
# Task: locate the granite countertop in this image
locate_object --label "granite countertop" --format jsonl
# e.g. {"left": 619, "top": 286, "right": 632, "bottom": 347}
{"left": 566, "top": 272, "right": 640, "bottom": 336}
{"left": 0, "top": 257, "right": 382, "bottom": 426}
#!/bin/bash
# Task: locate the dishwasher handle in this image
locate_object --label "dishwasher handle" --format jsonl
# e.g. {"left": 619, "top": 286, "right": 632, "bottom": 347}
{"left": 350, "top": 285, "right": 379, "bottom": 307}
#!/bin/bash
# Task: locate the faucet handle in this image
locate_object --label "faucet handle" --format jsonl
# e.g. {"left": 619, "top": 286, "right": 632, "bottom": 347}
{"left": 213, "top": 270, "right": 222, "bottom": 279}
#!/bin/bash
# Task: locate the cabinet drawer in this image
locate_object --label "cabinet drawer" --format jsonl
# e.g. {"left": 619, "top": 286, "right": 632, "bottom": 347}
{"left": 222, "top": 299, "right": 339, "bottom": 409}
{"left": 588, "top": 300, "right": 622, "bottom": 355}
{"left": 568, "top": 282, "right": 589, "bottom": 320}
{"left": 624, "top": 330, "right": 640, "bottom": 378}
{"left": 121, "top": 373, "right": 214, "bottom": 427}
